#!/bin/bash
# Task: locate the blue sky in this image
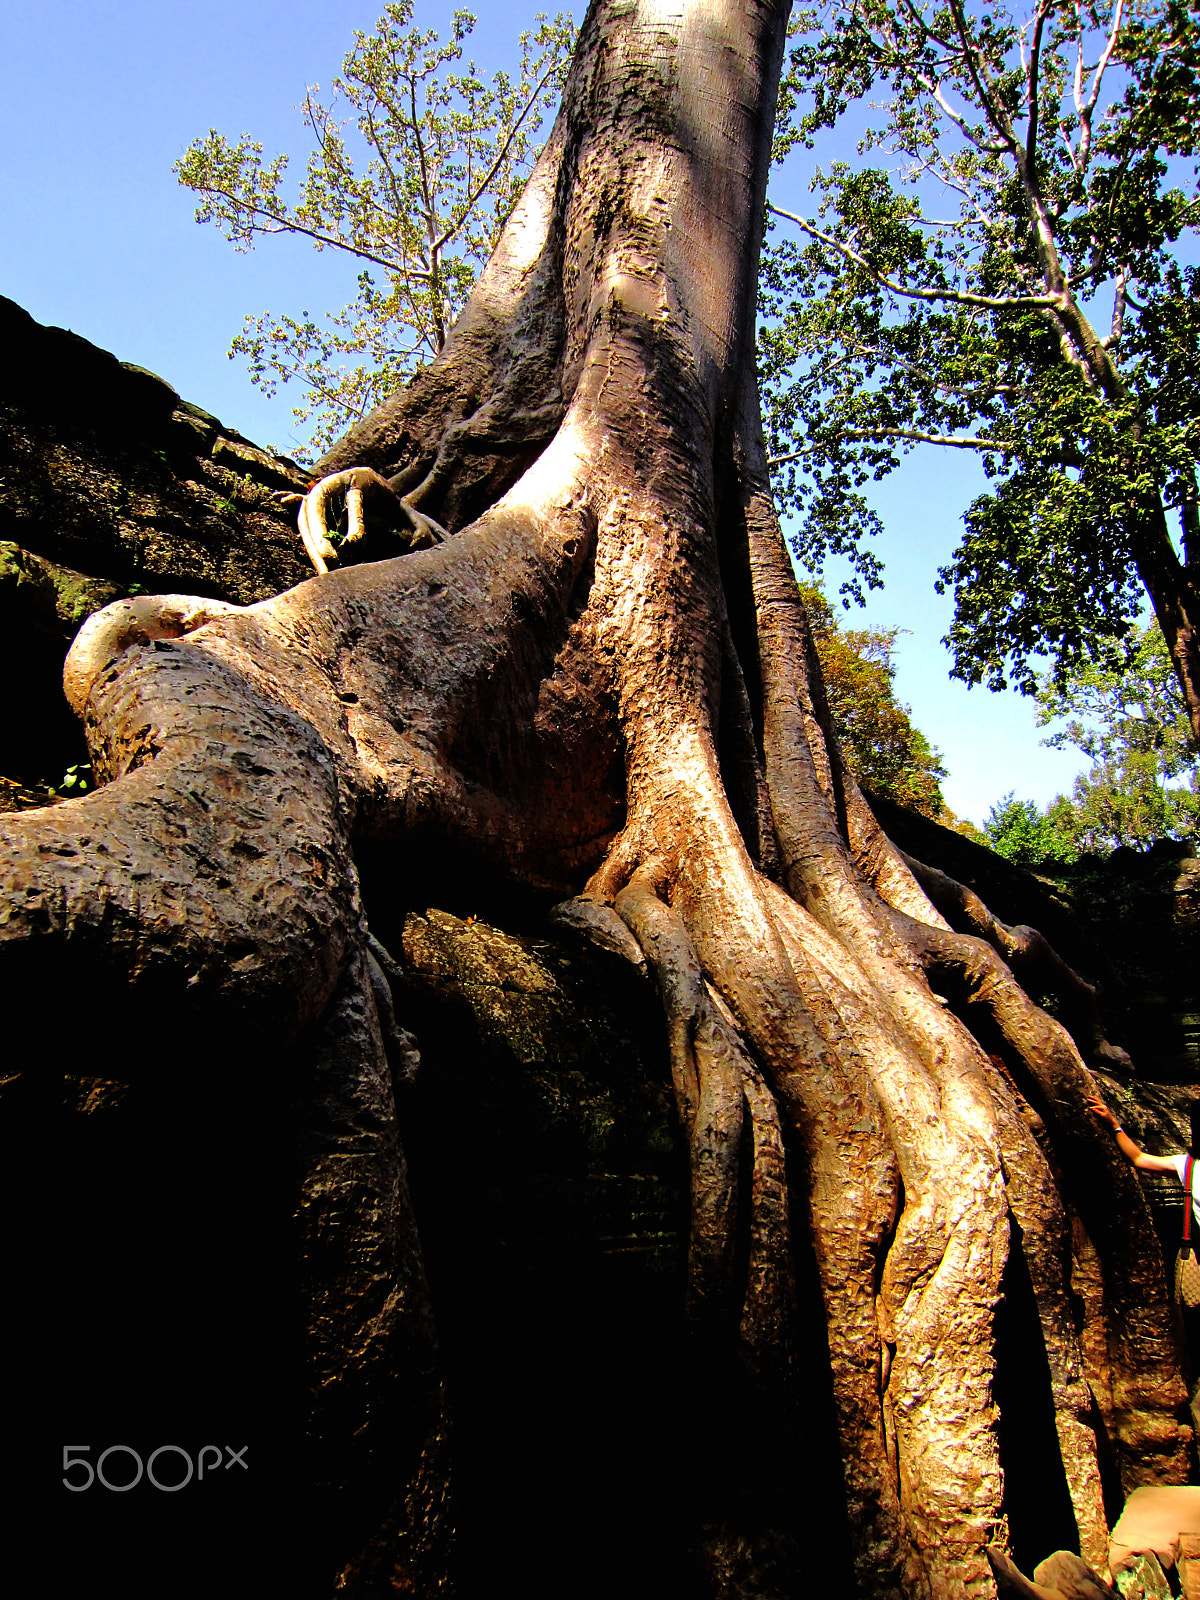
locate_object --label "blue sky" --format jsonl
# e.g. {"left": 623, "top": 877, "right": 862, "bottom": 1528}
{"left": 0, "top": 0, "right": 1099, "bottom": 824}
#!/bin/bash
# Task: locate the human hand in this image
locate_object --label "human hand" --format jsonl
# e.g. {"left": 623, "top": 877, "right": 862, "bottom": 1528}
{"left": 1086, "top": 1093, "right": 1120, "bottom": 1131}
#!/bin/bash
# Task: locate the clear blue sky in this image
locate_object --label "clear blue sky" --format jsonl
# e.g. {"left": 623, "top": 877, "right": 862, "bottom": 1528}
{"left": 0, "top": 0, "right": 1094, "bottom": 825}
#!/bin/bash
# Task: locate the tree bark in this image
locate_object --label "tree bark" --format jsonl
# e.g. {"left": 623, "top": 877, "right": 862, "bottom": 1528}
{"left": 0, "top": 1, "right": 1190, "bottom": 1595}
{"left": 1131, "top": 505, "right": 1200, "bottom": 749}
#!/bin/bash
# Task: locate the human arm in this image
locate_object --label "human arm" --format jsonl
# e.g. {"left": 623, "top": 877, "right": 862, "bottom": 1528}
{"left": 1086, "top": 1094, "right": 1180, "bottom": 1172}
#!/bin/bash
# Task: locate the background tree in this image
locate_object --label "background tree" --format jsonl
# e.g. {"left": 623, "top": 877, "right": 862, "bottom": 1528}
{"left": 1038, "top": 614, "right": 1200, "bottom": 844}
{"left": 3, "top": 2, "right": 1192, "bottom": 1594}
{"left": 177, "top": 3, "right": 575, "bottom": 453}
{"left": 800, "top": 580, "right": 950, "bottom": 817}
{"left": 983, "top": 618, "right": 1199, "bottom": 858}
{"left": 988, "top": 617, "right": 1200, "bottom": 858}
{"left": 760, "top": 0, "right": 1200, "bottom": 743}
{"left": 984, "top": 791, "right": 1079, "bottom": 865}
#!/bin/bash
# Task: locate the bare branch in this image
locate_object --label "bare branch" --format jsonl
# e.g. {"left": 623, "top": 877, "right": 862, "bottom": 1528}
{"left": 849, "top": 342, "right": 1024, "bottom": 401}
{"left": 1061, "top": 123, "right": 1082, "bottom": 178}
{"left": 428, "top": 55, "right": 561, "bottom": 257}
{"left": 913, "top": 69, "right": 1010, "bottom": 156}
{"left": 198, "top": 185, "right": 415, "bottom": 278}
{"left": 361, "top": 97, "right": 414, "bottom": 251}
{"left": 1085, "top": 0, "right": 1126, "bottom": 117}
{"left": 408, "top": 72, "right": 439, "bottom": 249}
{"left": 1109, "top": 263, "right": 1128, "bottom": 349}
{"left": 945, "top": 0, "right": 1021, "bottom": 156}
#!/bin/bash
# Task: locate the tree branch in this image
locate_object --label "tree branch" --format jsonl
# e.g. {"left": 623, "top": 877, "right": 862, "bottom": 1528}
{"left": 1025, "top": 4, "right": 1048, "bottom": 176}
{"left": 429, "top": 55, "right": 561, "bottom": 257}
{"left": 946, "top": 0, "right": 1021, "bottom": 157}
{"left": 848, "top": 343, "right": 1024, "bottom": 401}
{"left": 767, "top": 204, "right": 1061, "bottom": 310}
{"left": 1085, "top": 0, "right": 1126, "bottom": 117}
{"left": 768, "top": 428, "right": 1020, "bottom": 464}
{"left": 914, "top": 69, "right": 1010, "bottom": 156}
{"left": 198, "top": 186, "right": 419, "bottom": 278}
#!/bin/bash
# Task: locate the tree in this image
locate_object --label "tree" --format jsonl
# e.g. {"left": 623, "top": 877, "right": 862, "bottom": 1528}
{"left": 984, "top": 620, "right": 1199, "bottom": 859}
{"left": 176, "top": 3, "right": 575, "bottom": 454}
{"left": 760, "top": 0, "right": 1200, "bottom": 745}
{"left": 800, "top": 580, "right": 950, "bottom": 817}
{"left": 984, "top": 792, "right": 1078, "bottom": 865}
{"left": 2, "top": 3, "right": 1190, "bottom": 1595}
{"left": 1039, "top": 615, "right": 1200, "bottom": 849}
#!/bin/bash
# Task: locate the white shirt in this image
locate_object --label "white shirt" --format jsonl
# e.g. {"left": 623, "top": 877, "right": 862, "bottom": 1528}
{"left": 1171, "top": 1154, "right": 1200, "bottom": 1230}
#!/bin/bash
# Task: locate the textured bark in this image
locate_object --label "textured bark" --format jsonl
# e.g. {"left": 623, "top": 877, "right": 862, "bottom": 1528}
{"left": 901, "top": 850, "right": 1131, "bottom": 1073}
{"left": 0, "top": 1, "right": 1191, "bottom": 1595}
{"left": 1133, "top": 505, "right": 1200, "bottom": 749}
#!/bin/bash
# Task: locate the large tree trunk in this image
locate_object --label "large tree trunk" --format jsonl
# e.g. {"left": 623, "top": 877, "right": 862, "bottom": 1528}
{"left": 1132, "top": 505, "right": 1200, "bottom": 749}
{"left": 0, "top": 1, "right": 1191, "bottom": 1595}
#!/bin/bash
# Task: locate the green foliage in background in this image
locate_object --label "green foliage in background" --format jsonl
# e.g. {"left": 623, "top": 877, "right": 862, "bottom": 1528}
{"left": 983, "top": 793, "right": 1078, "bottom": 865}
{"left": 984, "top": 617, "right": 1199, "bottom": 861}
{"left": 760, "top": 0, "right": 1200, "bottom": 718}
{"left": 801, "top": 582, "right": 950, "bottom": 819}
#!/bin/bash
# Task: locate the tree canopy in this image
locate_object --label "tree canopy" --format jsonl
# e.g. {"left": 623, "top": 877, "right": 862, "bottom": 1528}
{"left": 177, "top": 3, "right": 575, "bottom": 454}
{"left": 760, "top": 0, "right": 1200, "bottom": 740}
{"left": 800, "top": 581, "right": 950, "bottom": 817}
{"left": 985, "top": 616, "right": 1199, "bottom": 858}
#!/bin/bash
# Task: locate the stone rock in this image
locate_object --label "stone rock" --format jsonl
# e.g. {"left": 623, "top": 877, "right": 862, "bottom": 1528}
{"left": 987, "top": 1545, "right": 1066, "bottom": 1600}
{"left": 0, "top": 293, "right": 311, "bottom": 609}
{"left": 1114, "top": 1551, "right": 1172, "bottom": 1600}
{"left": 1110, "top": 1485, "right": 1200, "bottom": 1573}
{"left": 0, "top": 539, "right": 125, "bottom": 636}
{"left": 0, "top": 294, "right": 318, "bottom": 796}
{"left": 211, "top": 431, "right": 308, "bottom": 492}
{"left": 0, "top": 775, "right": 61, "bottom": 814}
{"left": 1034, "top": 1550, "right": 1119, "bottom": 1600}
{"left": 1179, "top": 1534, "right": 1200, "bottom": 1600}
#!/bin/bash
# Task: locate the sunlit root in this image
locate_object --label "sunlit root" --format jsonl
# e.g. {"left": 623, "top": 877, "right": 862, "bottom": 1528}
{"left": 297, "top": 466, "right": 450, "bottom": 575}
{"left": 901, "top": 851, "right": 1132, "bottom": 1071}
{"left": 63, "top": 592, "right": 242, "bottom": 716}
{"left": 615, "top": 869, "right": 746, "bottom": 1331}
{"left": 901, "top": 912, "right": 1190, "bottom": 1485}
{"left": 975, "top": 1053, "right": 1110, "bottom": 1570}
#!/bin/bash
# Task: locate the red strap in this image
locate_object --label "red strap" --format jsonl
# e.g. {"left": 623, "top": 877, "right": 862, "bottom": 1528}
{"left": 1186, "top": 1156, "right": 1195, "bottom": 1247}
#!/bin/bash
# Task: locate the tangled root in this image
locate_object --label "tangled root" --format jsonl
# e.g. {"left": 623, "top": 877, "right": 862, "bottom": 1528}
{"left": 297, "top": 467, "right": 450, "bottom": 574}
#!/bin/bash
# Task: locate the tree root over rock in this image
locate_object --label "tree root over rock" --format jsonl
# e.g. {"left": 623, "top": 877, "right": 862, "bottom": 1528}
{"left": 0, "top": 1, "right": 1190, "bottom": 1595}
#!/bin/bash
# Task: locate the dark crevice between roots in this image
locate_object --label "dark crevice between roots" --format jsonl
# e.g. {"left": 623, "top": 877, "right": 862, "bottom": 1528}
{"left": 993, "top": 1211, "right": 1080, "bottom": 1573}
{"left": 376, "top": 896, "right": 698, "bottom": 1600}
{"left": 714, "top": 451, "right": 768, "bottom": 762}
{"left": 0, "top": 608, "right": 92, "bottom": 790}
{"left": 874, "top": 1173, "right": 904, "bottom": 1484}
{"left": 1086, "top": 1384, "right": 1129, "bottom": 1532}
{"left": 776, "top": 1123, "right": 860, "bottom": 1592}
{"left": 717, "top": 625, "right": 780, "bottom": 877}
